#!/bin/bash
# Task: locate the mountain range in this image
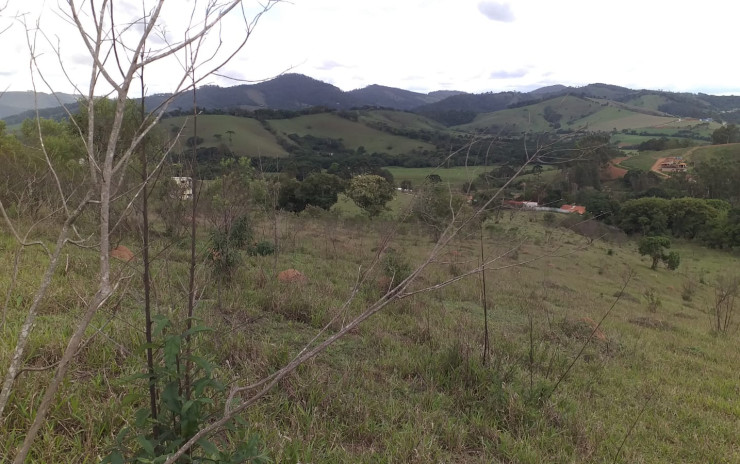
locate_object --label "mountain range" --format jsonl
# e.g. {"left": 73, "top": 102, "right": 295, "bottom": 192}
{"left": 3, "top": 73, "right": 740, "bottom": 126}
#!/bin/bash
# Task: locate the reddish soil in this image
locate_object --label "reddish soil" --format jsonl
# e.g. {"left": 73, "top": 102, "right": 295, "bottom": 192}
{"left": 650, "top": 157, "right": 670, "bottom": 177}
{"left": 111, "top": 245, "right": 135, "bottom": 262}
{"left": 277, "top": 269, "right": 308, "bottom": 284}
{"left": 601, "top": 156, "right": 629, "bottom": 181}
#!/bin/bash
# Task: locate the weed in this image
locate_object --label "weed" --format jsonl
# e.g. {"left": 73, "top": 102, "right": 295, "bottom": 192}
{"left": 644, "top": 288, "right": 662, "bottom": 313}
{"left": 248, "top": 240, "right": 276, "bottom": 257}
{"left": 382, "top": 249, "right": 411, "bottom": 286}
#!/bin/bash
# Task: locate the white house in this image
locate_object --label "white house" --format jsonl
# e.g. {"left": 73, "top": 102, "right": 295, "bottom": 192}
{"left": 171, "top": 177, "right": 193, "bottom": 200}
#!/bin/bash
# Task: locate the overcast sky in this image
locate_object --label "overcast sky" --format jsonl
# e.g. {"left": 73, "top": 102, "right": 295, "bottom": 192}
{"left": 2, "top": 0, "right": 740, "bottom": 97}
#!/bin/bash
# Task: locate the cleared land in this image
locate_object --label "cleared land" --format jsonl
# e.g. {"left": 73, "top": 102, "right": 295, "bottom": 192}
{"left": 619, "top": 151, "right": 673, "bottom": 172}
{"left": 457, "top": 95, "right": 599, "bottom": 133}
{"left": 268, "top": 113, "right": 436, "bottom": 155}
{"left": 385, "top": 166, "right": 491, "bottom": 188}
{"left": 359, "top": 109, "right": 449, "bottom": 132}
{"left": 166, "top": 115, "right": 288, "bottom": 157}
{"left": 689, "top": 142, "right": 740, "bottom": 164}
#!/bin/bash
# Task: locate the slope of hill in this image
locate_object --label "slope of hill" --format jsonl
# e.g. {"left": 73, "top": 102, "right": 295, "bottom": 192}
{"left": 453, "top": 94, "right": 721, "bottom": 139}
{"left": 267, "top": 113, "right": 436, "bottom": 155}
{"left": 416, "top": 91, "right": 525, "bottom": 115}
{"left": 0, "top": 91, "right": 78, "bottom": 120}
{"left": 147, "top": 74, "right": 355, "bottom": 112}
{"left": 358, "top": 109, "right": 450, "bottom": 132}
{"left": 347, "top": 85, "right": 446, "bottom": 110}
{"left": 143, "top": 75, "right": 462, "bottom": 113}
{"left": 165, "top": 115, "right": 289, "bottom": 157}
{"left": 164, "top": 110, "right": 442, "bottom": 159}
{"left": 454, "top": 95, "right": 601, "bottom": 133}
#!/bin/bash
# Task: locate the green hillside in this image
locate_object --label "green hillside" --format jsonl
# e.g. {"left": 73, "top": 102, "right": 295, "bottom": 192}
{"left": 268, "top": 113, "right": 436, "bottom": 154}
{"left": 456, "top": 95, "right": 600, "bottom": 133}
{"left": 358, "top": 109, "right": 449, "bottom": 132}
{"left": 574, "top": 106, "right": 675, "bottom": 132}
{"left": 452, "top": 94, "right": 721, "bottom": 143}
{"left": 622, "top": 94, "right": 672, "bottom": 112}
{"left": 165, "top": 115, "right": 288, "bottom": 157}
{"left": 689, "top": 143, "right": 740, "bottom": 164}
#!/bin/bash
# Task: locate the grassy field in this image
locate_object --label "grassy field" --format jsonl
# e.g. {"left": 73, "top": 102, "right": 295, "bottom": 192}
{"left": 574, "top": 107, "right": 679, "bottom": 132}
{"left": 609, "top": 133, "right": 707, "bottom": 147}
{"left": 688, "top": 142, "right": 740, "bottom": 164}
{"left": 385, "top": 165, "right": 560, "bottom": 191}
{"left": 4, "top": 194, "right": 740, "bottom": 462}
{"left": 268, "top": 113, "right": 436, "bottom": 155}
{"left": 166, "top": 114, "right": 289, "bottom": 157}
{"left": 617, "top": 151, "right": 665, "bottom": 171}
{"left": 358, "top": 109, "right": 449, "bottom": 132}
{"left": 385, "top": 166, "right": 491, "bottom": 188}
{"left": 454, "top": 95, "right": 719, "bottom": 138}
{"left": 621, "top": 94, "right": 672, "bottom": 112}
{"left": 457, "top": 95, "right": 599, "bottom": 133}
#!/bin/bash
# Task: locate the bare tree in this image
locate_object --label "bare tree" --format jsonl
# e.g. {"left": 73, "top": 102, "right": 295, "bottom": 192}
{"left": 0, "top": 1, "right": 281, "bottom": 461}
{"left": 0, "top": 2, "right": 618, "bottom": 461}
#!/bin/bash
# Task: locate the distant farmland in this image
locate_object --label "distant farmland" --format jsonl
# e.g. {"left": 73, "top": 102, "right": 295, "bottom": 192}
{"left": 165, "top": 115, "right": 288, "bottom": 157}
{"left": 268, "top": 113, "right": 436, "bottom": 155}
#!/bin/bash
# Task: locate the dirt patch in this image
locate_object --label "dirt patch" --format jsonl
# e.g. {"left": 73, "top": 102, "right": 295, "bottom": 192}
{"left": 629, "top": 316, "right": 674, "bottom": 331}
{"left": 277, "top": 269, "right": 308, "bottom": 284}
{"left": 111, "top": 245, "right": 135, "bottom": 262}
{"left": 649, "top": 157, "right": 670, "bottom": 177}
{"left": 601, "top": 163, "right": 628, "bottom": 181}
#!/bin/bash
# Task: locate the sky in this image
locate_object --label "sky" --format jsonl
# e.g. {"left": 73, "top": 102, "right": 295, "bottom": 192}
{"left": 2, "top": 0, "right": 740, "bottom": 97}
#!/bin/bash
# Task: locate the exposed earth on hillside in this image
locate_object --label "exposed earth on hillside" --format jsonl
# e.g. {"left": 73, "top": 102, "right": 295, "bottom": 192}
{"left": 601, "top": 156, "right": 629, "bottom": 180}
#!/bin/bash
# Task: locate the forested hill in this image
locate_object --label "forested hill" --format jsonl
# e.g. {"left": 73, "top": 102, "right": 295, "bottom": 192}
{"left": 4, "top": 74, "right": 740, "bottom": 127}
{"left": 143, "top": 74, "right": 461, "bottom": 113}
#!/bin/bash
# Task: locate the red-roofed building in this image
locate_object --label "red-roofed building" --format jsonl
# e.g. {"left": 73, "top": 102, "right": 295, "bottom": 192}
{"left": 560, "top": 204, "right": 586, "bottom": 215}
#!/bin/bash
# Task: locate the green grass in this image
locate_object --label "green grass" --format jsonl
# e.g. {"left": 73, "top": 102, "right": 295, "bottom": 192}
{"left": 3, "top": 195, "right": 740, "bottom": 463}
{"left": 688, "top": 143, "right": 740, "bottom": 164}
{"left": 622, "top": 94, "right": 672, "bottom": 112}
{"left": 572, "top": 107, "right": 676, "bottom": 132}
{"left": 618, "top": 151, "right": 665, "bottom": 171}
{"left": 457, "top": 95, "right": 599, "bottom": 133}
{"left": 358, "top": 109, "right": 448, "bottom": 132}
{"left": 166, "top": 114, "right": 289, "bottom": 157}
{"left": 268, "top": 113, "right": 436, "bottom": 155}
{"left": 384, "top": 166, "right": 491, "bottom": 188}
{"left": 610, "top": 134, "right": 708, "bottom": 147}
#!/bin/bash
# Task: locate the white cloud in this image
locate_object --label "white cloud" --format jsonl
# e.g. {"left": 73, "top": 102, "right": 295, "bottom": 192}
{"left": 490, "top": 69, "right": 528, "bottom": 79}
{"left": 477, "top": 1, "right": 515, "bottom": 22}
{"left": 1, "top": 0, "right": 740, "bottom": 96}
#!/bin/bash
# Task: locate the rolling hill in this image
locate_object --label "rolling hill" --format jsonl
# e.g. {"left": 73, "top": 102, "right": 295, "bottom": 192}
{"left": 164, "top": 109, "right": 445, "bottom": 159}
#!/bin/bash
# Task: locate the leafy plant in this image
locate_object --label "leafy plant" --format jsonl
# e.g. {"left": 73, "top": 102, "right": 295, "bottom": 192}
{"left": 103, "top": 316, "right": 268, "bottom": 463}
{"left": 208, "top": 230, "right": 241, "bottom": 282}
{"left": 382, "top": 249, "right": 412, "bottom": 286}
{"left": 638, "top": 236, "right": 679, "bottom": 271}
{"left": 248, "top": 240, "right": 276, "bottom": 257}
{"left": 644, "top": 288, "right": 662, "bottom": 313}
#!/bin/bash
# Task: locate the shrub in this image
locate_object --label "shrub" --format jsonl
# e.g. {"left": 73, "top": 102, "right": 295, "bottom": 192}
{"left": 644, "top": 288, "right": 662, "bottom": 313}
{"left": 382, "top": 249, "right": 412, "bottom": 286}
{"left": 248, "top": 240, "right": 276, "bottom": 256}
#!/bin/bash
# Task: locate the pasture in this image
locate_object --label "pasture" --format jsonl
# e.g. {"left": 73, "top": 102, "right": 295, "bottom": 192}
{"left": 2, "top": 195, "right": 740, "bottom": 462}
{"left": 268, "top": 113, "right": 436, "bottom": 155}
{"left": 166, "top": 114, "right": 289, "bottom": 157}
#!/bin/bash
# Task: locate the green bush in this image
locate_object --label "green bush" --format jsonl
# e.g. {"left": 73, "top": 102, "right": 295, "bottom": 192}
{"left": 382, "top": 249, "right": 412, "bottom": 285}
{"left": 248, "top": 240, "right": 276, "bottom": 256}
